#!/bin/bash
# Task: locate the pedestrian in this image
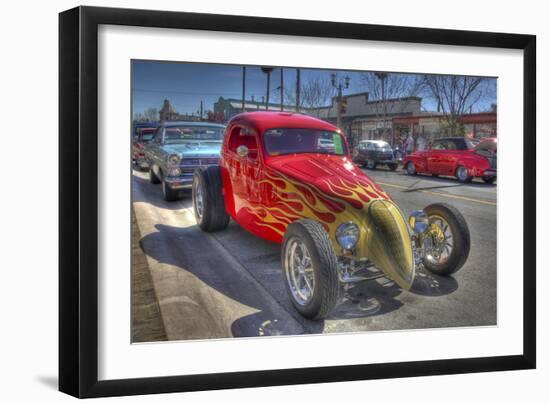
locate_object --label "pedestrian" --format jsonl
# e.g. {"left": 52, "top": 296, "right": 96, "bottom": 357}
{"left": 417, "top": 134, "right": 427, "bottom": 151}
{"left": 404, "top": 134, "right": 414, "bottom": 156}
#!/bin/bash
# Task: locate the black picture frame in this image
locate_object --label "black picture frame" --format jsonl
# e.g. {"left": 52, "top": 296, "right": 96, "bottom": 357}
{"left": 59, "top": 5, "right": 536, "bottom": 398}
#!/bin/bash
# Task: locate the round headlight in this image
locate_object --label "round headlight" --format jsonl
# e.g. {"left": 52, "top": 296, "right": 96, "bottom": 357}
{"left": 168, "top": 167, "right": 181, "bottom": 177}
{"left": 167, "top": 154, "right": 181, "bottom": 166}
{"left": 409, "top": 210, "right": 429, "bottom": 234}
{"left": 336, "top": 222, "right": 360, "bottom": 250}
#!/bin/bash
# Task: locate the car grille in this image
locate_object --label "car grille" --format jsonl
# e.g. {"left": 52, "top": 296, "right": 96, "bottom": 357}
{"left": 179, "top": 157, "right": 220, "bottom": 174}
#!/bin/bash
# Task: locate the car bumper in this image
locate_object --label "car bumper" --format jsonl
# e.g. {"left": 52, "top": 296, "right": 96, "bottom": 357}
{"left": 164, "top": 175, "right": 193, "bottom": 190}
{"left": 481, "top": 169, "right": 497, "bottom": 178}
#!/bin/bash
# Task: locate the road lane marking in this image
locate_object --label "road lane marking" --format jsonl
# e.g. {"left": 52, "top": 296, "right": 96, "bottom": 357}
{"left": 377, "top": 181, "right": 497, "bottom": 206}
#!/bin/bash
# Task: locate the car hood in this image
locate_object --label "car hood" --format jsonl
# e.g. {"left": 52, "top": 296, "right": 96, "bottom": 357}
{"left": 265, "top": 154, "right": 391, "bottom": 209}
{"left": 259, "top": 154, "right": 413, "bottom": 289}
{"left": 163, "top": 141, "right": 222, "bottom": 158}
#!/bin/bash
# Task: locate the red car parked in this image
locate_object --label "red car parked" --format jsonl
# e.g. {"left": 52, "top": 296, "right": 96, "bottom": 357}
{"left": 403, "top": 137, "right": 497, "bottom": 183}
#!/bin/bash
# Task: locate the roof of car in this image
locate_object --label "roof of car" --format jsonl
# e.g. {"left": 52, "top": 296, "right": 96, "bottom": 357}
{"left": 161, "top": 121, "right": 226, "bottom": 128}
{"left": 228, "top": 111, "right": 339, "bottom": 134}
{"left": 360, "top": 140, "right": 389, "bottom": 144}
{"left": 435, "top": 137, "right": 468, "bottom": 141}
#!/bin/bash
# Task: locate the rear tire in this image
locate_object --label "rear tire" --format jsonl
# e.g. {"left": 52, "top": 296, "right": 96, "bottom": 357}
{"left": 282, "top": 220, "right": 340, "bottom": 320}
{"left": 367, "top": 160, "right": 377, "bottom": 170}
{"left": 193, "top": 166, "right": 230, "bottom": 232}
{"left": 455, "top": 165, "right": 472, "bottom": 183}
{"left": 422, "top": 203, "right": 470, "bottom": 276}
{"left": 482, "top": 176, "right": 496, "bottom": 184}
{"left": 388, "top": 163, "right": 398, "bottom": 171}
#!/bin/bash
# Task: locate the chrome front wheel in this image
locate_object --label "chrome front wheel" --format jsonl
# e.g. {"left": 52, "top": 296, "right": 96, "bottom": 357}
{"left": 284, "top": 237, "right": 315, "bottom": 306}
{"left": 424, "top": 215, "right": 454, "bottom": 266}
{"left": 422, "top": 203, "right": 470, "bottom": 276}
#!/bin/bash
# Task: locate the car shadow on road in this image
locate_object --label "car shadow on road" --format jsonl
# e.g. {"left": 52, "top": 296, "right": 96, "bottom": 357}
{"left": 139, "top": 221, "right": 458, "bottom": 339}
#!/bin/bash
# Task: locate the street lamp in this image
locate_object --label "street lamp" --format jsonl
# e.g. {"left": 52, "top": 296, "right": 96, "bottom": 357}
{"left": 331, "top": 73, "right": 350, "bottom": 130}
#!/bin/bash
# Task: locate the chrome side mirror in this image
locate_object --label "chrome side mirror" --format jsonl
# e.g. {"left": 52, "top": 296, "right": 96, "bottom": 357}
{"left": 236, "top": 145, "right": 249, "bottom": 158}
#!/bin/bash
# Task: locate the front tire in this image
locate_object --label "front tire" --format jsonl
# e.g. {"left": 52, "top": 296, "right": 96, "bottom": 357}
{"left": 406, "top": 161, "right": 417, "bottom": 175}
{"left": 161, "top": 179, "right": 179, "bottom": 201}
{"left": 193, "top": 166, "right": 230, "bottom": 232}
{"left": 149, "top": 166, "right": 161, "bottom": 184}
{"left": 282, "top": 220, "right": 340, "bottom": 320}
{"left": 422, "top": 203, "right": 470, "bottom": 276}
{"left": 367, "top": 160, "right": 377, "bottom": 170}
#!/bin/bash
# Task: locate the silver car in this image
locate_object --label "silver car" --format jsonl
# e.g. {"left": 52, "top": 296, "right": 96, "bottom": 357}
{"left": 143, "top": 121, "right": 226, "bottom": 201}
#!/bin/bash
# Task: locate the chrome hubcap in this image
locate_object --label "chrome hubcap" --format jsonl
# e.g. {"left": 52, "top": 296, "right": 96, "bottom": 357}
{"left": 407, "top": 162, "right": 415, "bottom": 174}
{"left": 425, "top": 215, "right": 454, "bottom": 265}
{"left": 284, "top": 238, "right": 315, "bottom": 305}
{"left": 193, "top": 177, "right": 204, "bottom": 219}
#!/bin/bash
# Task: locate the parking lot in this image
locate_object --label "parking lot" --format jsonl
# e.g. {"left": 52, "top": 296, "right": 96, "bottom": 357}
{"left": 131, "top": 166, "right": 497, "bottom": 341}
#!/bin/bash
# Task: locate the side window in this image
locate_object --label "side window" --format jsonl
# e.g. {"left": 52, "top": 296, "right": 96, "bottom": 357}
{"left": 366, "top": 142, "right": 374, "bottom": 150}
{"left": 432, "top": 141, "right": 445, "bottom": 150}
{"left": 446, "top": 140, "right": 461, "bottom": 150}
{"left": 453, "top": 139, "right": 466, "bottom": 150}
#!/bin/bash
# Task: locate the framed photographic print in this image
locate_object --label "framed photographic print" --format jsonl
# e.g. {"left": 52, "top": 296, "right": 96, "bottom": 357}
{"left": 59, "top": 5, "right": 536, "bottom": 398}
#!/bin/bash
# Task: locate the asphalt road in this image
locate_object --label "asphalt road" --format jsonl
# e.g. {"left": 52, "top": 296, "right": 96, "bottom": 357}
{"left": 132, "top": 166, "right": 497, "bottom": 341}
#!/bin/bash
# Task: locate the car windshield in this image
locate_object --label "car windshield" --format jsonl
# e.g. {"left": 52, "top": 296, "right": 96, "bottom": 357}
{"left": 264, "top": 128, "right": 347, "bottom": 156}
{"left": 465, "top": 139, "right": 479, "bottom": 148}
{"left": 164, "top": 126, "right": 224, "bottom": 144}
{"left": 372, "top": 141, "right": 391, "bottom": 150}
{"left": 140, "top": 131, "right": 155, "bottom": 142}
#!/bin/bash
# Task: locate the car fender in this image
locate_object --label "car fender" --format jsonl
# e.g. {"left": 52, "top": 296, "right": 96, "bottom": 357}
{"left": 403, "top": 154, "right": 427, "bottom": 172}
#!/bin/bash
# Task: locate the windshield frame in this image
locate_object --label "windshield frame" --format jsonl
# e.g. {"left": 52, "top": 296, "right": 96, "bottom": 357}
{"left": 262, "top": 127, "right": 349, "bottom": 157}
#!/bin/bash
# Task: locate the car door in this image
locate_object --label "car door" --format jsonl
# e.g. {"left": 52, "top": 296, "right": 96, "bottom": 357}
{"left": 241, "top": 131, "right": 261, "bottom": 206}
{"left": 427, "top": 139, "right": 446, "bottom": 173}
{"left": 442, "top": 139, "right": 464, "bottom": 176}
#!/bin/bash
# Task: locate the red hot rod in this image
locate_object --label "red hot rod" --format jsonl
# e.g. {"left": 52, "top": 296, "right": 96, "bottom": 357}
{"left": 193, "top": 112, "right": 471, "bottom": 319}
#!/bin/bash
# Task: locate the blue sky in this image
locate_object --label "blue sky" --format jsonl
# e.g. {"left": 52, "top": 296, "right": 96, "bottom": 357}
{"left": 132, "top": 60, "right": 496, "bottom": 117}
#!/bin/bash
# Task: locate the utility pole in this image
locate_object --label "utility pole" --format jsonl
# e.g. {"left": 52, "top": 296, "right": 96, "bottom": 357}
{"left": 375, "top": 72, "right": 389, "bottom": 143}
{"left": 200, "top": 100, "right": 203, "bottom": 121}
{"left": 331, "top": 73, "right": 350, "bottom": 131}
{"left": 296, "top": 68, "right": 301, "bottom": 113}
{"left": 242, "top": 66, "right": 246, "bottom": 112}
{"left": 261, "top": 67, "right": 274, "bottom": 110}
{"left": 280, "top": 68, "right": 284, "bottom": 111}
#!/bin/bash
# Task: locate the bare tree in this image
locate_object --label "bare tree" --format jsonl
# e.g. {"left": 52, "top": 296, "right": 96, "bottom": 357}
{"left": 285, "top": 76, "right": 334, "bottom": 115}
{"left": 133, "top": 112, "right": 146, "bottom": 123}
{"left": 423, "top": 75, "right": 489, "bottom": 135}
{"left": 143, "top": 107, "right": 159, "bottom": 122}
{"left": 361, "top": 72, "right": 424, "bottom": 143}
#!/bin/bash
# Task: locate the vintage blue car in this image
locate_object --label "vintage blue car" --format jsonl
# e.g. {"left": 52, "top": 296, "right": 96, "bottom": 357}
{"left": 143, "top": 121, "right": 225, "bottom": 201}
